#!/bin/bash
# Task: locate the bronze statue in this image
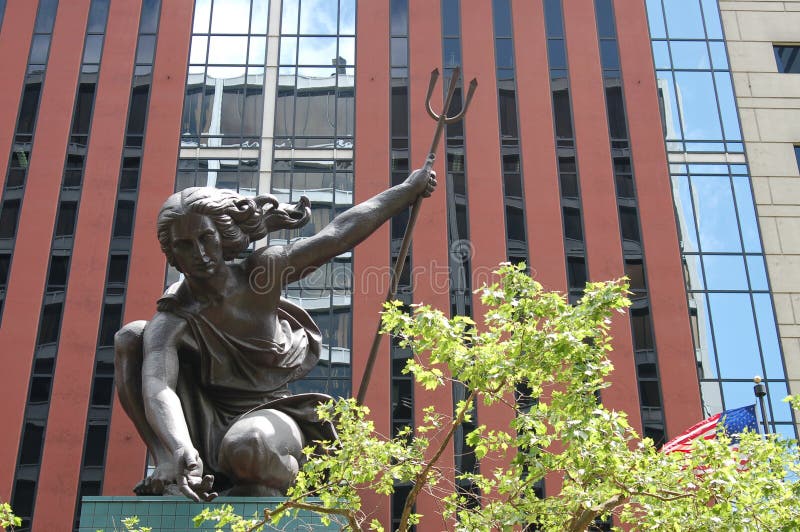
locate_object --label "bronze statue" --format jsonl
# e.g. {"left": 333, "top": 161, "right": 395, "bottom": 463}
{"left": 114, "top": 169, "right": 435, "bottom": 501}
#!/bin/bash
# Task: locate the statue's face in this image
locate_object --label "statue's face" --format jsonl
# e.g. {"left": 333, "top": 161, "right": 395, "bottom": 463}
{"left": 169, "top": 213, "right": 224, "bottom": 279}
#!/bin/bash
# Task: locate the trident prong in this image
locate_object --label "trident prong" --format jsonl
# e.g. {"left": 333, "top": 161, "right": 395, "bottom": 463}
{"left": 423, "top": 68, "right": 478, "bottom": 164}
{"left": 357, "top": 67, "right": 478, "bottom": 405}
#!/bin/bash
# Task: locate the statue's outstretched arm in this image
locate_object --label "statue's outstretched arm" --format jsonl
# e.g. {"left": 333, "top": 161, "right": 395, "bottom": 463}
{"left": 276, "top": 168, "right": 436, "bottom": 285}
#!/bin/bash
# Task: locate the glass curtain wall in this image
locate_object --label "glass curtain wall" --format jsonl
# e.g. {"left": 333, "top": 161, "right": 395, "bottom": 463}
{"left": 645, "top": 0, "right": 797, "bottom": 437}
{"left": 272, "top": 0, "right": 355, "bottom": 397}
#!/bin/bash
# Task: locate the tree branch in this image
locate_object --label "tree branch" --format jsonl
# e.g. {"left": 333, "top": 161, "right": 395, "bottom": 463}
{"left": 254, "top": 499, "right": 360, "bottom": 532}
{"left": 566, "top": 493, "right": 627, "bottom": 532}
{"left": 397, "top": 387, "right": 479, "bottom": 531}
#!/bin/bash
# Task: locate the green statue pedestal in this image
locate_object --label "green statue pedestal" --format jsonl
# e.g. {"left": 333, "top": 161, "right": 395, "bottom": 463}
{"left": 79, "top": 496, "right": 339, "bottom": 531}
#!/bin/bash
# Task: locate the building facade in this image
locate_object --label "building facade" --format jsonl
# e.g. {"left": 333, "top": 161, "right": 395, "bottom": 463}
{"left": 718, "top": 0, "right": 800, "bottom": 415}
{"left": 0, "top": 0, "right": 794, "bottom": 530}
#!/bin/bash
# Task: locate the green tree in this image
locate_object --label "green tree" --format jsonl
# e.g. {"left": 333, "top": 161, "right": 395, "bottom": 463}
{"left": 1, "top": 502, "right": 21, "bottom": 531}
{"left": 198, "top": 264, "right": 800, "bottom": 531}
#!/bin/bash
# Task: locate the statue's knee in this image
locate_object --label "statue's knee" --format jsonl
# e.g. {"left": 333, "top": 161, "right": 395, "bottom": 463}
{"left": 114, "top": 321, "right": 146, "bottom": 360}
{"left": 222, "top": 427, "right": 278, "bottom": 473}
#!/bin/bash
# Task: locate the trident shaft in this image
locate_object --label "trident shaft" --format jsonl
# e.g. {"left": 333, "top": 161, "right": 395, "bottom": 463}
{"left": 356, "top": 68, "right": 477, "bottom": 404}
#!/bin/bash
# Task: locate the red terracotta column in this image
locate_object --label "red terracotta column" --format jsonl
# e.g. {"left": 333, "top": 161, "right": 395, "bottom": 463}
{"left": 0, "top": 0, "right": 39, "bottom": 193}
{"left": 0, "top": 0, "right": 89, "bottom": 503}
{"left": 614, "top": 0, "right": 703, "bottom": 435}
{"left": 460, "top": 0, "right": 517, "bottom": 487}
{"left": 408, "top": 1, "right": 454, "bottom": 529}
{"left": 563, "top": 0, "right": 642, "bottom": 431}
{"left": 103, "top": 0, "right": 193, "bottom": 494}
{"left": 34, "top": 1, "right": 142, "bottom": 527}
{"left": 512, "top": 0, "right": 567, "bottom": 292}
{"left": 351, "top": 0, "right": 392, "bottom": 526}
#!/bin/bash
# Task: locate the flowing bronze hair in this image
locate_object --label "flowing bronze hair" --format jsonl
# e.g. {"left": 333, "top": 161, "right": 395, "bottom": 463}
{"left": 157, "top": 187, "right": 311, "bottom": 265}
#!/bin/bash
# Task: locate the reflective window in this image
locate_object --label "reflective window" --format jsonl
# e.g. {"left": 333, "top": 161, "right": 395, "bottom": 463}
{"left": 752, "top": 294, "right": 784, "bottom": 380}
{"left": 732, "top": 176, "right": 762, "bottom": 252}
{"left": 670, "top": 41, "right": 709, "bottom": 70}
{"left": 272, "top": 160, "right": 353, "bottom": 395}
{"left": 663, "top": 0, "right": 705, "bottom": 39}
{"left": 275, "top": 0, "right": 354, "bottom": 149}
{"left": 795, "top": 145, "right": 800, "bottom": 171}
{"left": 674, "top": 72, "right": 721, "bottom": 140}
{"left": 691, "top": 175, "right": 740, "bottom": 252}
{"left": 182, "top": 0, "right": 268, "bottom": 148}
{"left": 34, "top": 0, "right": 58, "bottom": 33}
{"left": 177, "top": 159, "right": 258, "bottom": 195}
{"left": 709, "top": 293, "right": 762, "bottom": 379}
{"left": 702, "top": 255, "right": 747, "bottom": 290}
{"left": 774, "top": 45, "right": 800, "bottom": 73}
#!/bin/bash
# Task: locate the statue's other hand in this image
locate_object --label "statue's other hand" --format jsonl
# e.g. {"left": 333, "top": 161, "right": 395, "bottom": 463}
{"left": 406, "top": 168, "right": 437, "bottom": 198}
{"left": 174, "top": 447, "right": 217, "bottom": 502}
{"left": 157, "top": 447, "right": 217, "bottom": 502}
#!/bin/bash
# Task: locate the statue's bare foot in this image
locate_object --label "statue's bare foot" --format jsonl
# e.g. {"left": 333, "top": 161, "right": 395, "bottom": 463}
{"left": 133, "top": 475, "right": 165, "bottom": 496}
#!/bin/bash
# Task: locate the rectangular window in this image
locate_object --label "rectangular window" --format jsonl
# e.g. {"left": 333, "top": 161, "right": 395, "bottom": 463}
{"left": 795, "top": 145, "right": 800, "bottom": 171}
{"left": 37, "top": 303, "right": 62, "bottom": 345}
{"left": 55, "top": 201, "right": 78, "bottom": 236}
{"left": 0, "top": 254, "right": 10, "bottom": 287}
{"left": 0, "top": 200, "right": 21, "bottom": 238}
{"left": 113, "top": 200, "right": 135, "bottom": 237}
{"left": 774, "top": 45, "right": 800, "bottom": 73}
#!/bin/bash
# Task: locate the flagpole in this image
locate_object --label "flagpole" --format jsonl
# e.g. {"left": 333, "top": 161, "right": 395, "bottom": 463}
{"left": 753, "top": 376, "right": 770, "bottom": 435}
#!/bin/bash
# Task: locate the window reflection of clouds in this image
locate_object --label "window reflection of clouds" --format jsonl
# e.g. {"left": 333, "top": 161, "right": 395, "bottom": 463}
{"left": 646, "top": 0, "right": 666, "bottom": 38}
{"left": 190, "top": 36, "right": 208, "bottom": 64}
{"left": 709, "top": 293, "right": 762, "bottom": 379}
{"left": 767, "top": 381, "right": 792, "bottom": 421}
{"left": 248, "top": 37, "right": 266, "bottom": 64}
{"left": 298, "top": 37, "right": 337, "bottom": 65}
{"left": 691, "top": 175, "right": 741, "bottom": 252}
{"left": 752, "top": 294, "right": 784, "bottom": 380}
{"left": 703, "top": 255, "right": 747, "bottom": 290}
{"left": 675, "top": 72, "right": 721, "bottom": 140}
{"left": 208, "top": 36, "right": 248, "bottom": 64}
{"left": 746, "top": 256, "right": 768, "bottom": 291}
{"left": 211, "top": 0, "right": 251, "bottom": 34}
{"left": 300, "top": 0, "right": 338, "bottom": 34}
{"left": 731, "top": 177, "right": 761, "bottom": 253}
{"left": 282, "top": 0, "right": 299, "bottom": 33}
{"left": 663, "top": 0, "right": 704, "bottom": 39}
{"left": 193, "top": 0, "right": 212, "bottom": 32}
{"left": 722, "top": 381, "right": 761, "bottom": 410}
{"left": 709, "top": 42, "right": 727, "bottom": 69}
{"left": 339, "top": 0, "right": 355, "bottom": 34}
{"left": 670, "top": 41, "right": 709, "bottom": 70}
{"left": 652, "top": 41, "right": 669, "bottom": 68}
{"left": 699, "top": 0, "right": 722, "bottom": 38}
{"left": 714, "top": 73, "right": 741, "bottom": 141}
{"left": 280, "top": 37, "right": 297, "bottom": 64}
{"left": 250, "top": 1, "right": 268, "bottom": 33}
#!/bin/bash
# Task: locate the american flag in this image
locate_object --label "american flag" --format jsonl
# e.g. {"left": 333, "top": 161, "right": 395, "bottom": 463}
{"left": 661, "top": 404, "right": 759, "bottom": 454}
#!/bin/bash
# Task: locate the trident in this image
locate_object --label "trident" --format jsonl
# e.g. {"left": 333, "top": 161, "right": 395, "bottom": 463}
{"left": 356, "top": 67, "right": 478, "bottom": 404}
